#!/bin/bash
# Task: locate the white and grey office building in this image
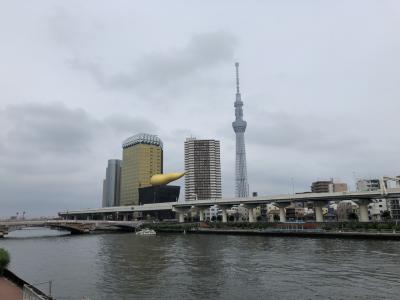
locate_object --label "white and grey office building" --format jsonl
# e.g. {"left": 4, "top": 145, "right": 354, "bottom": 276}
{"left": 102, "top": 159, "right": 122, "bottom": 207}
{"left": 184, "top": 138, "right": 222, "bottom": 201}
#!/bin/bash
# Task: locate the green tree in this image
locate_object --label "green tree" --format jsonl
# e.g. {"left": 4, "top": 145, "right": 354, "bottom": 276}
{"left": 381, "top": 211, "right": 391, "bottom": 221}
{"left": 348, "top": 212, "right": 358, "bottom": 221}
{"left": 0, "top": 248, "right": 10, "bottom": 276}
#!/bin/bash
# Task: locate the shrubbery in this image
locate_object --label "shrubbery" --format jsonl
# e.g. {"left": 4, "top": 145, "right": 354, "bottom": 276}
{"left": 324, "top": 222, "right": 399, "bottom": 232}
{"left": 0, "top": 248, "right": 10, "bottom": 276}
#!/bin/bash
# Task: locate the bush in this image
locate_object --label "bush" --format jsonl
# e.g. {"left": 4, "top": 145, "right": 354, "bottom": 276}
{"left": 0, "top": 248, "right": 10, "bottom": 276}
{"left": 377, "top": 223, "right": 391, "bottom": 231}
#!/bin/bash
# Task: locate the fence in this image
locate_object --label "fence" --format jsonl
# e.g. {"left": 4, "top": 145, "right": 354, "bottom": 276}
{"left": 23, "top": 284, "right": 49, "bottom": 300}
{"left": 3, "top": 269, "right": 52, "bottom": 300}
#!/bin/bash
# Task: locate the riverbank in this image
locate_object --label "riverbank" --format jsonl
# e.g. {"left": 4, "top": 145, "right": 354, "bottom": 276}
{"left": 192, "top": 228, "right": 400, "bottom": 240}
{"left": 145, "top": 222, "right": 400, "bottom": 240}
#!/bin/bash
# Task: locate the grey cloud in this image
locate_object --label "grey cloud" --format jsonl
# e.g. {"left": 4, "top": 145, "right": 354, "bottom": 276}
{"left": 225, "top": 110, "right": 371, "bottom": 153}
{"left": 1, "top": 1, "right": 400, "bottom": 217}
{"left": 46, "top": 6, "right": 104, "bottom": 49}
{"left": 217, "top": 108, "right": 400, "bottom": 196}
{"left": 0, "top": 103, "right": 158, "bottom": 158}
{"left": 69, "top": 31, "right": 237, "bottom": 91}
{"left": 104, "top": 115, "right": 157, "bottom": 135}
{"left": 1, "top": 103, "right": 96, "bottom": 155}
{"left": 0, "top": 102, "right": 158, "bottom": 217}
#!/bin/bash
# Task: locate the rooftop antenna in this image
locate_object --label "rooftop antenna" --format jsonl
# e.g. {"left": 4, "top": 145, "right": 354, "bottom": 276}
{"left": 235, "top": 62, "right": 240, "bottom": 94}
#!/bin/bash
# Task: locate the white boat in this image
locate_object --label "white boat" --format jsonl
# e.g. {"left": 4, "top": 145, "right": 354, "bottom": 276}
{"left": 135, "top": 228, "right": 156, "bottom": 235}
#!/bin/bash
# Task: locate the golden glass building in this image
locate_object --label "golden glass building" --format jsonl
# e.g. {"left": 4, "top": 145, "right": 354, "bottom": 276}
{"left": 120, "top": 133, "right": 163, "bottom": 206}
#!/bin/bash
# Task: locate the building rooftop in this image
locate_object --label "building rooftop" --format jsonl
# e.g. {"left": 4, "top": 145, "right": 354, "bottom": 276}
{"left": 122, "top": 133, "right": 163, "bottom": 149}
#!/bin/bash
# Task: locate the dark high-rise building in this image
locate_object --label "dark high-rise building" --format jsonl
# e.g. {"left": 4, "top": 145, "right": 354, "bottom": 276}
{"left": 102, "top": 159, "right": 122, "bottom": 207}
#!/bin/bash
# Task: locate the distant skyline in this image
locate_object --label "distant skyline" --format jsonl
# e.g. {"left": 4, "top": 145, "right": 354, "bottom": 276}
{"left": 1, "top": 1, "right": 400, "bottom": 217}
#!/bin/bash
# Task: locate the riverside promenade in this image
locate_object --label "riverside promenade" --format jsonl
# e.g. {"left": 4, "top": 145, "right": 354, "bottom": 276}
{"left": 0, "top": 277, "right": 22, "bottom": 300}
{"left": 0, "top": 269, "right": 52, "bottom": 300}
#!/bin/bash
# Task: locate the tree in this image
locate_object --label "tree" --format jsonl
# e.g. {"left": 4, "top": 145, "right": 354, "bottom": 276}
{"left": 0, "top": 248, "right": 10, "bottom": 276}
{"left": 381, "top": 211, "right": 391, "bottom": 221}
{"left": 348, "top": 212, "right": 358, "bottom": 221}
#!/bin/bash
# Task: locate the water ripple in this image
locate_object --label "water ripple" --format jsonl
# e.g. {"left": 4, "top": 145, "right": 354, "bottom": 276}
{"left": 1, "top": 231, "right": 400, "bottom": 299}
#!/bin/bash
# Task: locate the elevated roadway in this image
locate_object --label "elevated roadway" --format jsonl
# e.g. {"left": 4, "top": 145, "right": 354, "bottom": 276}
{"left": 57, "top": 188, "right": 400, "bottom": 224}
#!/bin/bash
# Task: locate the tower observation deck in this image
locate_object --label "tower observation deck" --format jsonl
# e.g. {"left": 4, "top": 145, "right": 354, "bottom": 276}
{"left": 232, "top": 62, "right": 249, "bottom": 197}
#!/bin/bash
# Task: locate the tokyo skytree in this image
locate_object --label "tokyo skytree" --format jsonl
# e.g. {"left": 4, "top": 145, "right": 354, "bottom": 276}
{"left": 232, "top": 62, "right": 249, "bottom": 197}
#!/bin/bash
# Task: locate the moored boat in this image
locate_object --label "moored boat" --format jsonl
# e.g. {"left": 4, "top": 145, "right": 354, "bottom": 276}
{"left": 135, "top": 228, "right": 156, "bottom": 235}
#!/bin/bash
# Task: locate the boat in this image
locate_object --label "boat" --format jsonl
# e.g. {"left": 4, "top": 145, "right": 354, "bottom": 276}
{"left": 135, "top": 228, "right": 156, "bottom": 235}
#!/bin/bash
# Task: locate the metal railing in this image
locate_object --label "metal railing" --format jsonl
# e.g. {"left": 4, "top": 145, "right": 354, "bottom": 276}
{"left": 23, "top": 284, "right": 49, "bottom": 300}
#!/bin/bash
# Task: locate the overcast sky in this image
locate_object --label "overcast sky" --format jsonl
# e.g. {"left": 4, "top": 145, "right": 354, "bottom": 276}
{"left": 1, "top": 1, "right": 399, "bottom": 217}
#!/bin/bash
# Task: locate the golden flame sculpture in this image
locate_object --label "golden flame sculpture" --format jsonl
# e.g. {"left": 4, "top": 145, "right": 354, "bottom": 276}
{"left": 150, "top": 172, "right": 185, "bottom": 186}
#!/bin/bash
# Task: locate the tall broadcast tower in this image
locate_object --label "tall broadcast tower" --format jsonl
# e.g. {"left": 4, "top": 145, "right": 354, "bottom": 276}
{"left": 232, "top": 62, "right": 249, "bottom": 197}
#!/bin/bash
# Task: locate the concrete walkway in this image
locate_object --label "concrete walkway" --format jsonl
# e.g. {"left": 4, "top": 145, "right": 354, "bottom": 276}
{"left": 0, "top": 277, "right": 22, "bottom": 300}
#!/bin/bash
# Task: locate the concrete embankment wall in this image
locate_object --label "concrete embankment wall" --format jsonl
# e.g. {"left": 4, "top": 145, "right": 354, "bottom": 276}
{"left": 190, "top": 228, "right": 400, "bottom": 240}
{"left": 146, "top": 223, "right": 400, "bottom": 240}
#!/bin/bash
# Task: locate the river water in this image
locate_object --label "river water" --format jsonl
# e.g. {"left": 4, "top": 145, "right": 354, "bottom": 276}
{"left": 1, "top": 228, "right": 400, "bottom": 300}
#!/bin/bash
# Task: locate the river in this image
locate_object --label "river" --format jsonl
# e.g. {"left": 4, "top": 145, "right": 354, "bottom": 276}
{"left": 1, "top": 228, "right": 400, "bottom": 300}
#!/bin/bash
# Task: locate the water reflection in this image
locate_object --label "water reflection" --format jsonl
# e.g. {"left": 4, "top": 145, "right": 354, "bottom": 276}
{"left": 5, "top": 228, "right": 70, "bottom": 239}
{"left": 1, "top": 232, "right": 400, "bottom": 300}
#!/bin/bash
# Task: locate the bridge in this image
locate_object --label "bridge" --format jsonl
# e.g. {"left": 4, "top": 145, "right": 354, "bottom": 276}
{"left": 0, "top": 220, "right": 143, "bottom": 238}
{"left": 57, "top": 188, "right": 400, "bottom": 224}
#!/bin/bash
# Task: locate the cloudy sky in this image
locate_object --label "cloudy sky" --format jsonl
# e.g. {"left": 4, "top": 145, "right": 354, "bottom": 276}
{"left": 0, "top": 1, "right": 399, "bottom": 217}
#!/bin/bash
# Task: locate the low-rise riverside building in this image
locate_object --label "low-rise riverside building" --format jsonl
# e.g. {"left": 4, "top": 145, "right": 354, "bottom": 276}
{"left": 311, "top": 180, "right": 348, "bottom": 193}
{"left": 368, "top": 199, "right": 389, "bottom": 221}
{"left": 337, "top": 201, "right": 359, "bottom": 221}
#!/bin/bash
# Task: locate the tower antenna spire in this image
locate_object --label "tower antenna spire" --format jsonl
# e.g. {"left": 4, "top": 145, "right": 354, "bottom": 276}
{"left": 235, "top": 62, "right": 240, "bottom": 94}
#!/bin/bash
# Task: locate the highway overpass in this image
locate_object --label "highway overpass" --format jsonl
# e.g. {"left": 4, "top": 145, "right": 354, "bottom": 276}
{"left": 57, "top": 188, "right": 400, "bottom": 223}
